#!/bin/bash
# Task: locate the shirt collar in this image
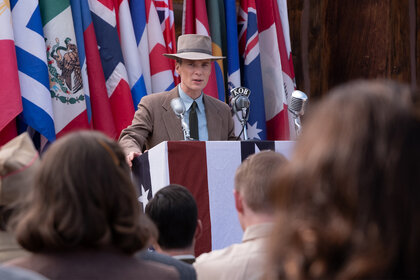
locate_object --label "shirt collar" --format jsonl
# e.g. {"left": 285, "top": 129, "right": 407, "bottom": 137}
{"left": 172, "top": 254, "right": 195, "bottom": 260}
{"left": 178, "top": 85, "right": 204, "bottom": 112}
{"left": 242, "top": 223, "right": 274, "bottom": 243}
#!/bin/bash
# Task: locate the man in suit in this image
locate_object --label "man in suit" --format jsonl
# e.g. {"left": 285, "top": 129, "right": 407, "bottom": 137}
{"left": 119, "top": 34, "right": 236, "bottom": 166}
{"left": 145, "top": 184, "right": 201, "bottom": 265}
{"left": 193, "top": 151, "right": 287, "bottom": 280}
{"left": 136, "top": 251, "right": 196, "bottom": 280}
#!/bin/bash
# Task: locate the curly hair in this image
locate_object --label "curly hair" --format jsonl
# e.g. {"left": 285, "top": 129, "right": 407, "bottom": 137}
{"left": 266, "top": 80, "right": 420, "bottom": 279}
{"left": 11, "top": 131, "right": 155, "bottom": 254}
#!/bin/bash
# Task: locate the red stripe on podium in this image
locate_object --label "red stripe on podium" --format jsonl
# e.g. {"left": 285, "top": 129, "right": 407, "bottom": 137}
{"left": 167, "top": 141, "right": 211, "bottom": 256}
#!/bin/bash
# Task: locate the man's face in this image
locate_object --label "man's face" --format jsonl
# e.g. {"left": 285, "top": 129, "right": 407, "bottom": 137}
{"left": 176, "top": 59, "right": 212, "bottom": 98}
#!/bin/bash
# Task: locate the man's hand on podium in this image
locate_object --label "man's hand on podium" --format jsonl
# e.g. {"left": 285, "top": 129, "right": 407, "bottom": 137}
{"left": 126, "top": 151, "right": 142, "bottom": 168}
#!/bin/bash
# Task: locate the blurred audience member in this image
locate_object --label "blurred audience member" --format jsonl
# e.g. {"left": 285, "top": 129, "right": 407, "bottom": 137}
{"left": 0, "top": 133, "right": 39, "bottom": 262}
{"left": 194, "top": 151, "right": 287, "bottom": 280}
{"left": 0, "top": 265, "right": 48, "bottom": 280}
{"left": 146, "top": 184, "right": 201, "bottom": 265}
{"left": 137, "top": 250, "right": 196, "bottom": 280}
{"left": 266, "top": 80, "right": 420, "bottom": 279}
{"left": 6, "top": 131, "right": 178, "bottom": 280}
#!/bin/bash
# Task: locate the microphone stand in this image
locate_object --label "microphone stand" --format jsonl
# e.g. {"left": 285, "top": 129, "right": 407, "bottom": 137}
{"left": 179, "top": 113, "right": 192, "bottom": 140}
{"left": 234, "top": 106, "right": 250, "bottom": 140}
{"left": 293, "top": 114, "right": 302, "bottom": 136}
{"left": 241, "top": 107, "right": 249, "bottom": 140}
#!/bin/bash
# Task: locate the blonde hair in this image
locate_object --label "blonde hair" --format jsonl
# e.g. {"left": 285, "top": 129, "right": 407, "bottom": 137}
{"left": 234, "top": 151, "right": 287, "bottom": 214}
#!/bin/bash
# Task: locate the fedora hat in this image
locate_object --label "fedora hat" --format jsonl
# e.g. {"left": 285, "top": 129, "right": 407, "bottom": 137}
{"left": 164, "top": 34, "right": 225, "bottom": 60}
{"left": 0, "top": 133, "right": 40, "bottom": 207}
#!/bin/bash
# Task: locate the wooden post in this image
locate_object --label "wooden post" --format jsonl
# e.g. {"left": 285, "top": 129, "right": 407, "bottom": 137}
{"left": 288, "top": 0, "right": 415, "bottom": 99}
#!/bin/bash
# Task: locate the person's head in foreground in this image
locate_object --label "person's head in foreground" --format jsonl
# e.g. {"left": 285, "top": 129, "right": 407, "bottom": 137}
{"left": 234, "top": 150, "right": 288, "bottom": 230}
{"left": 0, "top": 133, "right": 39, "bottom": 231}
{"left": 266, "top": 80, "right": 420, "bottom": 279}
{"left": 11, "top": 131, "right": 154, "bottom": 254}
{"left": 145, "top": 184, "right": 200, "bottom": 258}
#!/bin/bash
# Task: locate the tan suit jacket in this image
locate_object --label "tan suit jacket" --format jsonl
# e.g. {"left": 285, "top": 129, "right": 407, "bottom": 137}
{"left": 0, "top": 231, "right": 29, "bottom": 263}
{"left": 193, "top": 223, "right": 274, "bottom": 280}
{"left": 119, "top": 87, "right": 236, "bottom": 153}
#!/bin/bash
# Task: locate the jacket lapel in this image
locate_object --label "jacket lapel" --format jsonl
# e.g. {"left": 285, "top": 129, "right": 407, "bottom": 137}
{"left": 204, "top": 95, "right": 223, "bottom": 140}
{"left": 162, "top": 87, "right": 184, "bottom": 140}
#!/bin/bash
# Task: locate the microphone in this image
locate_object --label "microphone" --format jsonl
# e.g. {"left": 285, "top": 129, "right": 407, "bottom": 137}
{"left": 170, "top": 98, "right": 191, "bottom": 140}
{"left": 170, "top": 97, "right": 185, "bottom": 116}
{"left": 230, "top": 87, "right": 251, "bottom": 140}
{"left": 288, "top": 90, "right": 308, "bottom": 136}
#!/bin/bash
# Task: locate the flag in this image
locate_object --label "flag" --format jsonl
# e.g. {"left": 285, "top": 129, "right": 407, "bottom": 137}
{"left": 275, "top": 0, "right": 296, "bottom": 138}
{"left": 224, "top": 0, "right": 240, "bottom": 91}
{"left": 113, "top": 0, "right": 148, "bottom": 107}
{"left": 129, "top": 0, "right": 152, "bottom": 94}
{"left": 154, "top": 0, "right": 179, "bottom": 84}
{"left": 70, "top": 0, "right": 91, "bottom": 123}
{"left": 182, "top": 0, "right": 220, "bottom": 100}
{"left": 39, "top": 0, "right": 90, "bottom": 137}
{"left": 70, "top": 0, "right": 118, "bottom": 139}
{"left": 132, "top": 140, "right": 295, "bottom": 256}
{"left": 88, "top": 0, "right": 135, "bottom": 135}
{"left": 238, "top": 0, "right": 266, "bottom": 140}
{"left": 11, "top": 0, "right": 55, "bottom": 142}
{"left": 145, "top": 0, "right": 175, "bottom": 93}
{"left": 206, "top": 0, "right": 226, "bottom": 102}
{"left": 255, "top": 0, "right": 290, "bottom": 140}
{"left": 224, "top": 0, "right": 242, "bottom": 139}
{"left": 0, "top": 0, "right": 23, "bottom": 145}
{"left": 154, "top": 0, "right": 176, "bottom": 53}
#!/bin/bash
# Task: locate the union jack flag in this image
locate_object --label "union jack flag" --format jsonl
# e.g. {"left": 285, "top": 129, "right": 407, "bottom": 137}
{"left": 154, "top": 0, "right": 178, "bottom": 84}
{"left": 145, "top": 0, "right": 175, "bottom": 93}
{"left": 88, "top": 0, "right": 135, "bottom": 135}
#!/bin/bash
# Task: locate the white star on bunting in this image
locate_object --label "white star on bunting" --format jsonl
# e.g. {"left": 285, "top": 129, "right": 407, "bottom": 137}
{"left": 138, "top": 184, "right": 150, "bottom": 211}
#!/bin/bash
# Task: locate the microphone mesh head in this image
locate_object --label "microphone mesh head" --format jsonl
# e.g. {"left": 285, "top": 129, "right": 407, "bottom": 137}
{"left": 290, "top": 96, "right": 303, "bottom": 113}
{"left": 170, "top": 98, "right": 185, "bottom": 116}
{"left": 289, "top": 90, "right": 308, "bottom": 115}
{"left": 235, "top": 96, "right": 250, "bottom": 110}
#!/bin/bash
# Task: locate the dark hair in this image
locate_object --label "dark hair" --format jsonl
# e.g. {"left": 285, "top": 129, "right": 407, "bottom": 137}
{"left": 267, "top": 80, "right": 420, "bottom": 279}
{"left": 145, "top": 184, "right": 197, "bottom": 250}
{"left": 11, "top": 131, "right": 155, "bottom": 254}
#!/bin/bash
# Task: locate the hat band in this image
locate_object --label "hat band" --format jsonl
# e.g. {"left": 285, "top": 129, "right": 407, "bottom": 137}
{"left": 177, "top": 48, "right": 212, "bottom": 55}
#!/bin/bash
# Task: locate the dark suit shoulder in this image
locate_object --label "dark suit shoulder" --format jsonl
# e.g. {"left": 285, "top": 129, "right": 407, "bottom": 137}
{"left": 137, "top": 251, "right": 196, "bottom": 280}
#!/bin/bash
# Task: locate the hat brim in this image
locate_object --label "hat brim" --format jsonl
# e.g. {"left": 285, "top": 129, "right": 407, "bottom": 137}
{"left": 164, "top": 52, "right": 225, "bottom": 60}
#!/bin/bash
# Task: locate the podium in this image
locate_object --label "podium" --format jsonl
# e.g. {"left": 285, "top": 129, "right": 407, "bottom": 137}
{"left": 131, "top": 140, "right": 294, "bottom": 256}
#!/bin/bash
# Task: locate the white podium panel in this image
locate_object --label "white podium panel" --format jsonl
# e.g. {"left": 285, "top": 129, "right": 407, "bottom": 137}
{"left": 132, "top": 140, "right": 294, "bottom": 256}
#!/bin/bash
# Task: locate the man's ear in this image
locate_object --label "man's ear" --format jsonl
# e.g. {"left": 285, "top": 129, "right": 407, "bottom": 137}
{"left": 153, "top": 242, "right": 163, "bottom": 254}
{"left": 234, "top": 189, "right": 244, "bottom": 214}
{"left": 175, "top": 62, "right": 180, "bottom": 75}
{"left": 195, "top": 219, "right": 203, "bottom": 240}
